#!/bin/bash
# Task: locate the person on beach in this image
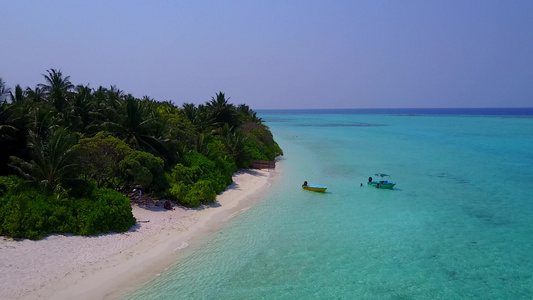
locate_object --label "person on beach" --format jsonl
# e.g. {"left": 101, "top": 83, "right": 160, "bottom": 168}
{"left": 164, "top": 200, "right": 172, "bottom": 210}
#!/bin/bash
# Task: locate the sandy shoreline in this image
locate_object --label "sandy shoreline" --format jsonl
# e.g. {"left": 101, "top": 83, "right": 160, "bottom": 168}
{"left": 0, "top": 168, "right": 278, "bottom": 300}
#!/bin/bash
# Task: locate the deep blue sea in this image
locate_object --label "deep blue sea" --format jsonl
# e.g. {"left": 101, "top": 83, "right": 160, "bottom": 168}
{"left": 124, "top": 108, "right": 533, "bottom": 299}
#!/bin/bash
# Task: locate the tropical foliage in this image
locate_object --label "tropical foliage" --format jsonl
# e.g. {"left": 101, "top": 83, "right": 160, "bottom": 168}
{"left": 0, "top": 70, "right": 282, "bottom": 239}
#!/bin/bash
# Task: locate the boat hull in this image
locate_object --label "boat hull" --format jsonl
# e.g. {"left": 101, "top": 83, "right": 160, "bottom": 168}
{"left": 368, "top": 181, "right": 395, "bottom": 189}
{"left": 302, "top": 185, "right": 327, "bottom": 192}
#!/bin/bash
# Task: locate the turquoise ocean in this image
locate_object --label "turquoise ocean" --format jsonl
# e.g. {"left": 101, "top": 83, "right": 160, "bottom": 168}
{"left": 124, "top": 108, "right": 533, "bottom": 299}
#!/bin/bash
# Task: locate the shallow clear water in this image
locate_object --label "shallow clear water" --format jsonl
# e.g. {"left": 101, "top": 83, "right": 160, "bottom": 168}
{"left": 124, "top": 110, "right": 533, "bottom": 299}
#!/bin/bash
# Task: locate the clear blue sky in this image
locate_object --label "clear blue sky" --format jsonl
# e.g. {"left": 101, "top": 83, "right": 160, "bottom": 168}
{"left": 2, "top": 0, "right": 532, "bottom": 109}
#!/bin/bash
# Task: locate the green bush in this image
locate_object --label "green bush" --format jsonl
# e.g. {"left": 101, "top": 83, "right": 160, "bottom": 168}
{"left": 0, "top": 175, "right": 21, "bottom": 197}
{"left": 187, "top": 180, "right": 216, "bottom": 205}
{"left": 169, "top": 181, "right": 188, "bottom": 202}
{"left": 244, "top": 139, "right": 270, "bottom": 161}
{"left": 181, "top": 189, "right": 201, "bottom": 207}
{"left": 168, "top": 151, "right": 233, "bottom": 207}
{"left": 170, "top": 180, "right": 216, "bottom": 207}
{"left": 0, "top": 185, "right": 135, "bottom": 240}
{"left": 213, "top": 156, "right": 236, "bottom": 188}
{"left": 0, "top": 190, "right": 76, "bottom": 239}
{"left": 119, "top": 150, "right": 168, "bottom": 195}
{"left": 74, "top": 188, "right": 135, "bottom": 235}
{"left": 63, "top": 179, "right": 97, "bottom": 198}
{"left": 170, "top": 163, "right": 202, "bottom": 186}
{"left": 186, "top": 151, "right": 233, "bottom": 194}
{"left": 240, "top": 122, "right": 283, "bottom": 161}
{"left": 74, "top": 133, "right": 133, "bottom": 189}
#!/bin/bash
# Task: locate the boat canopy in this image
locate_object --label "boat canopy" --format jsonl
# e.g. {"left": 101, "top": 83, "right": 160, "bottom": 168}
{"left": 375, "top": 173, "right": 390, "bottom": 177}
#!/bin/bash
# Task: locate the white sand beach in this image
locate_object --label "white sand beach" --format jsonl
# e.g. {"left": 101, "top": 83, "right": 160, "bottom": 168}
{"left": 0, "top": 168, "right": 278, "bottom": 300}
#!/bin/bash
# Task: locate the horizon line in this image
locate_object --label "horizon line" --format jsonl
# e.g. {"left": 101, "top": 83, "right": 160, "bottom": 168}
{"left": 255, "top": 107, "right": 533, "bottom": 110}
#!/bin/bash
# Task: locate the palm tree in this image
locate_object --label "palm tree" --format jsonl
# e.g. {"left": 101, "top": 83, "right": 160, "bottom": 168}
{"left": 206, "top": 92, "right": 239, "bottom": 129}
{"left": 195, "top": 132, "right": 212, "bottom": 156}
{"left": 220, "top": 123, "right": 248, "bottom": 167}
{"left": 106, "top": 85, "right": 125, "bottom": 111}
{"left": 25, "top": 87, "right": 45, "bottom": 103}
{"left": 69, "top": 85, "right": 95, "bottom": 133}
{"left": 25, "top": 102, "right": 59, "bottom": 140}
{"left": 9, "top": 85, "right": 26, "bottom": 103}
{"left": 103, "top": 95, "right": 166, "bottom": 159}
{"left": 154, "top": 103, "right": 197, "bottom": 164}
{"left": 9, "top": 128, "right": 79, "bottom": 197}
{"left": 37, "top": 69, "right": 74, "bottom": 112}
{"left": 0, "top": 78, "right": 10, "bottom": 104}
{"left": 88, "top": 86, "right": 112, "bottom": 129}
{"left": 0, "top": 90, "right": 36, "bottom": 176}
{"left": 93, "top": 85, "right": 125, "bottom": 128}
{"left": 0, "top": 102, "right": 15, "bottom": 136}
{"left": 182, "top": 103, "right": 212, "bottom": 133}
{"left": 237, "top": 104, "right": 263, "bottom": 123}
{"left": 0, "top": 102, "right": 19, "bottom": 154}
{"left": 0, "top": 103, "right": 17, "bottom": 175}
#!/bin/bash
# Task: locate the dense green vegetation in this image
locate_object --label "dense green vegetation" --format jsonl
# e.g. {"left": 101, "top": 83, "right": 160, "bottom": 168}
{"left": 0, "top": 70, "right": 282, "bottom": 239}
